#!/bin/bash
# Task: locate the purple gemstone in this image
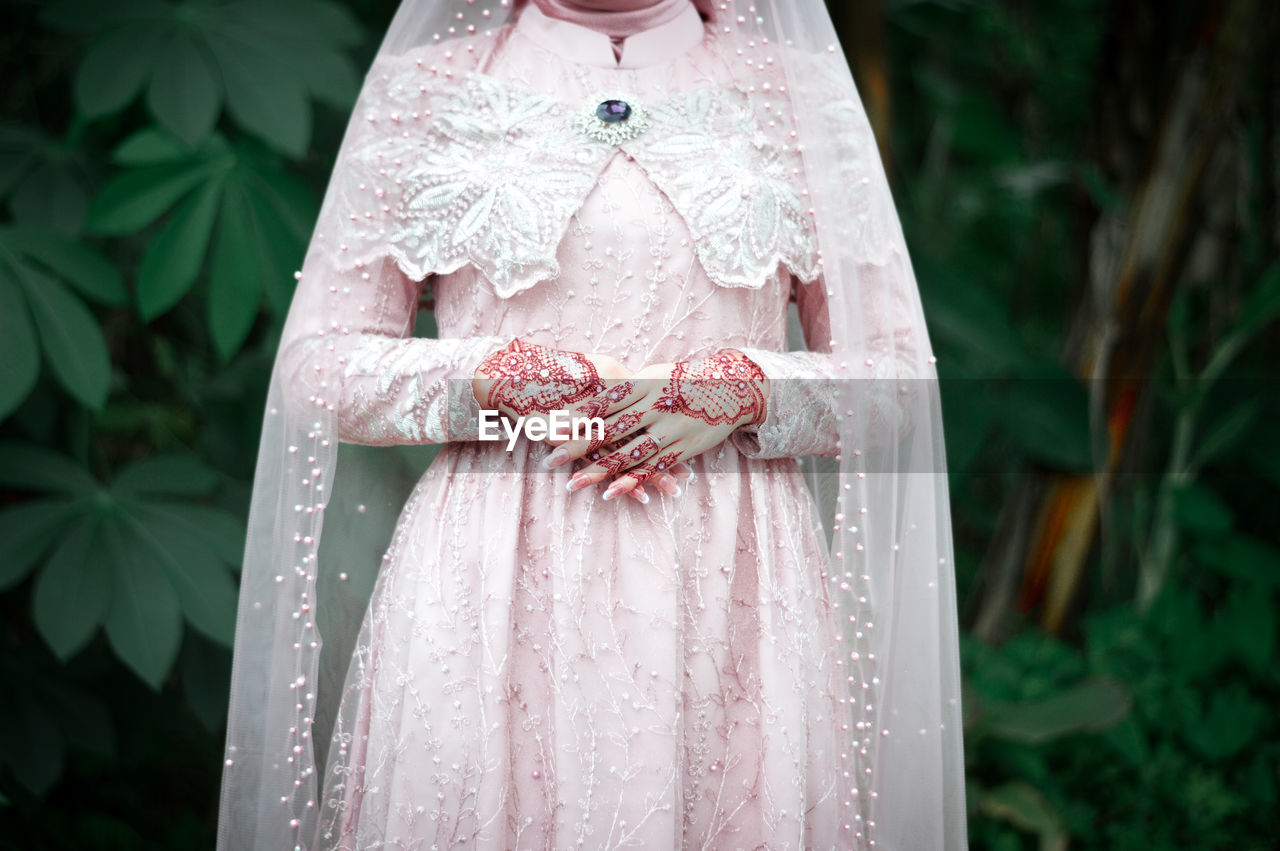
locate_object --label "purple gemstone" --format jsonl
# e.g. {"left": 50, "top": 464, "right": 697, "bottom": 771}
{"left": 596, "top": 99, "right": 632, "bottom": 124}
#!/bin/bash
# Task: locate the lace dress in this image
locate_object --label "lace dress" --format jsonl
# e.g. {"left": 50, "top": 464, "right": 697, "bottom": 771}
{"left": 303, "top": 7, "right": 891, "bottom": 848}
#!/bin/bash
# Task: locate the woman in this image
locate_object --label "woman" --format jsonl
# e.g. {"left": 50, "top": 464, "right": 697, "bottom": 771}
{"left": 217, "top": 1, "right": 968, "bottom": 848}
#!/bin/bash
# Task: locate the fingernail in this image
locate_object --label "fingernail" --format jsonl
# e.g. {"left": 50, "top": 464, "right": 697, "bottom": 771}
{"left": 636, "top": 489, "right": 650, "bottom": 505}
{"left": 603, "top": 481, "right": 628, "bottom": 501}
{"left": 543, "top": 448, "right": 569, "bottom": 469}
{"left": 567, "top": 474, "right": 592, "bottom": 492}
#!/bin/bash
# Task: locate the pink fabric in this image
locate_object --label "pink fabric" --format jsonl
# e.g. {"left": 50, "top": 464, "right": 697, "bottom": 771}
{"left": 525, "top": 0, "right": 711, "bottom": 39}
{"left": 306, "top": 30, "right": 859, "bottom": 849}
{"left": 531, "top": 0, "right": 685, "bottom": 39}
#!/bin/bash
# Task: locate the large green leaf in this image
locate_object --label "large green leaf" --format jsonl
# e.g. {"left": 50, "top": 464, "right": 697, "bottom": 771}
{"left": 209, "top": 185, "right": 264, "bottom": 358}
{"left": 1, "top": 225, "right": 128, "bottom": 305}
{"left": 103, "top": 519, "right": 183, "bottom": 690}
{"left": 205, "top": 30, "right": 312, "bottom": 156}
{"left": 112, "top": 126, "right": 195, "bottom": 166}
{"left": 978, "top": 675, "right": 1131, "bottom": 744}
{"left": 17, "top": 267, "right": 112, "bottom": 409}
{"left": 73, "top": 22, "right": 166, "bottom": 118}
{"left": 85, "top": 159, "right": 221, "bottom": 235}
{"left": 146, "top": 32, "right": 223, "bottom": 147}
{"left": 136, "top": 180, "right": 223, "bottom": 319}
{"left": 51, "top": 0, "right": 360, "bottom": 154}
{"left": 123, "top": 508, "right": 238, "bottom": 646}
{"left": 1196, "top": 535, "right": 1280, "bottom": 586}
{"left": 0, "top": 276, "right": 39, "bottom": 419}
{"left": 239, "top": 178, "right": 305, "bottom": 313}
{"left": 0, "top": 442, "right": 99, "bottom": 494}
{"left": 0, "top": 499, "right": 84, "bottom": 591}
{"left": 130, "top": 502, "right": 246, "bottom": 565}
{"left": 33, "top": 514, "right": 111, "bottom": 660}
{"left": 111, "top": 454, "right": 219, "bottom": 496}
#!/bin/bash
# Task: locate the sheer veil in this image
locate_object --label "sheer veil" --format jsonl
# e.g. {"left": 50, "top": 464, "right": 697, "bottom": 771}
{"left": 216, "top": 1, "right": 967, "bottom": 848}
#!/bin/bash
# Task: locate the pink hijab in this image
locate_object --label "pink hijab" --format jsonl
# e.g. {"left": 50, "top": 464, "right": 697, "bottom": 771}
{"left": 525, "top": 0, "right": 714, "bottom": 40}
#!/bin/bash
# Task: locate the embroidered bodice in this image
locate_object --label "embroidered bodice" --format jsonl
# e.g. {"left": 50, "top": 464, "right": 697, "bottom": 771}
{"left": 327, "top": 10, "right": 819, "bottom": 299}
{"left": 285, "top": 4, "right": 918, "bottom": 457}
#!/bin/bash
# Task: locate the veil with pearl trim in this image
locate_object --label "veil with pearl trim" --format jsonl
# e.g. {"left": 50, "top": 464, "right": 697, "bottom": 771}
{"left": 215, "top": 1, "right": 968, "bottom": 848}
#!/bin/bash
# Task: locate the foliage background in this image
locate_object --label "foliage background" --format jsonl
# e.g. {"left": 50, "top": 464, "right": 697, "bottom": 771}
{"left": 1, "top": 0, "right": 1277, "bottom": 847}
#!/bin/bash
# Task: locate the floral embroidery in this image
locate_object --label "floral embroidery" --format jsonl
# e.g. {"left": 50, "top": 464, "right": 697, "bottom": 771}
{"left": 343, "top": 69, "right": 818, "bottom": 297}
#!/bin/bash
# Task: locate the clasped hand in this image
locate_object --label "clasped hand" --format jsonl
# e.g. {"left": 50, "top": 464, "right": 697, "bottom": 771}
{"left": 473, "top": 339, "right": 768, "bottom": 503}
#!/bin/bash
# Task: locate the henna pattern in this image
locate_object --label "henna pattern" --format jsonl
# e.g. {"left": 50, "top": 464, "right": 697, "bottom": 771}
{"left": 654, "top": 349, "right": 768, "bottom": 427}
{"left": 629, "top": 451, "right": 682, "bottom": 485}
{"left": 476, "top": 338, "right": 605, "bottom": 416}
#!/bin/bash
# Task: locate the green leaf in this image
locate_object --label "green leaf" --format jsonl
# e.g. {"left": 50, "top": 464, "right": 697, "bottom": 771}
{"left": 16, "top": 267, "right": 112, "bottom": 409}
{"left": 111, "top": 454, "right": 218, "bottom": 496}
{"left": 136, "top": 181, "right": 222, "bottom": 319}
{"left": 1233, "top": 262, "right": 1280, "bottom": 339}
{"left": 85, "top": 160, "right": 218, "bottom": 235}
{"left": 1218, "top": 586, "right": 1275, "bottom": 673}
{"left": 33, "top": 514, "right": 111, "bottom": 660}
{"left": 1189, "top": 401, "right": 1260, "bottom": 472}
{"left": 1185, "top": 684, "right": 1267, "bottom": 760}
{"left": 3, "top": 225, "right": 128, "bottom": 305}
{"left": 977, "top": 782, "right": 1067, "bottom": 851}
{"left": 979, "top": 675, "right": 1131, "bottom": 744}
{"left": 123, "top": 509, "right": 238, "bottom": 646}
{"left": 1169, "top": 483, "right": 1234, "bottom": 537}
{"left": 208, "top": 186, "right": 263, "bottom": 357}
{"left": 74, "top": 23, "right": 165, "bottom": 118}
{"left": 130, "top": 502, "right": 245, "bottom": 565}
{"left": 103, "top": 519, "right": 183, "bottom": 689}
{"left": 0, "top": 499, "right": 86, "bottom": 591}
{"left": 112, "top": 127, "right": 195, "bottom": 166}
{"left": 0, "top": 275, "right": 39, "bottom": 419}
{"left": 146, "top": 33, "right": 223, "bottom": 147}
{"left": 1196, "top": 536, "right": 1280, "bottom": 586}
{"left": 204, "top": 31, "right": 311, "bottom": 156}
{"left": 239, "top": 181, "right": 304, "bottom": 313}
{"left": 0, "top": 442, "right": 99, "bottom": 494}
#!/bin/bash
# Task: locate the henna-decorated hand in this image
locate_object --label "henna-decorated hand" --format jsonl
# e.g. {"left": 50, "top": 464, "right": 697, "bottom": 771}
{"left": 473, "top": 337, "right": 621, "bottom": 418}
{"left": 473, "top": 338, "right": 690, "bottom": 500}
{"left": 543, "top": 348, "right": 769, "bottom": 501}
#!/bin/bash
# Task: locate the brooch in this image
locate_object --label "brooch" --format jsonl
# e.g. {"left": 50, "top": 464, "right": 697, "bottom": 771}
{"left": 577, "top": 95, "right": 651, "bottom": 144}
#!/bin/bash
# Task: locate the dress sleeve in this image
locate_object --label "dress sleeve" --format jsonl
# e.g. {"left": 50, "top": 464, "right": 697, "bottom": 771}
{"left": 730, "top": 257, "right": 920, "bottom": 460}
{"left": 280, "top": 253, "right": 506, "bottom": 446}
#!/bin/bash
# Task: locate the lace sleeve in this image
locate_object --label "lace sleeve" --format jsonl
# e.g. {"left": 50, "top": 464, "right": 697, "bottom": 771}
{"left": 280, "top": 254, "right": 505, "bottom": 446}
{"left": 730, "top": 257, "right": 919, "bottom": 460}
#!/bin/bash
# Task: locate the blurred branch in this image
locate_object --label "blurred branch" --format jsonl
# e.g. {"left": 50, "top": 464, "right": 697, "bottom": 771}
{"left": 974, "top": 0, "right": 1259, "bottom": 639}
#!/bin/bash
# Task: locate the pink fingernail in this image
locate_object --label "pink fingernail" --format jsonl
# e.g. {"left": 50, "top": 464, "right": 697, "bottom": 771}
{"left": 603, "top": 481, "right": 628, "bottom": 501}
{"left": 542, "top": 448, "right": 569, "bottom": 469}
{"left": 567, "top": 474, "right": 593, "bottom": 492}
{"left": 635, "top": 488, "right": 650, "bottom": 505}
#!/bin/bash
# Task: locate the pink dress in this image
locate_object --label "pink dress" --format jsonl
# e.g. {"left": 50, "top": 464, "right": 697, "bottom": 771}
{"left": 306, "top": 7, "right": 870, "bottom": 848}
